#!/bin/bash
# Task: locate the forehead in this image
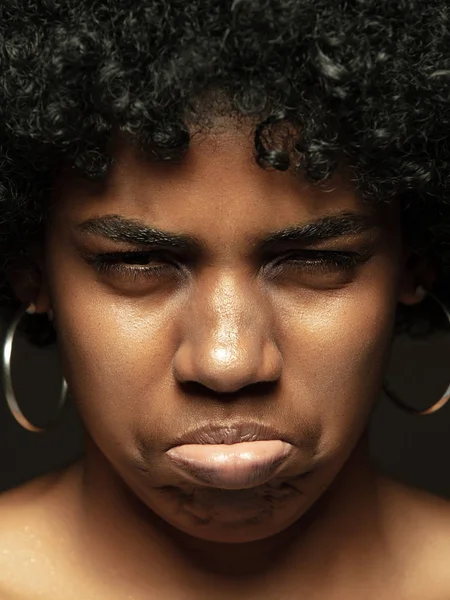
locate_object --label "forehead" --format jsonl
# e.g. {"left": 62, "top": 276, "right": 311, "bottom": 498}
{"left": 51, "top": 125, "right": 397, "bottom": 245}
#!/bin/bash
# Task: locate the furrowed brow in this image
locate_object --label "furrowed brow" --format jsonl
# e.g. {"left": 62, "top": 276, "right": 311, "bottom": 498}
{"left": 255, "top": 211, "right": 380, "bottom": 252}
{"left": 76, "top": 215, "right": 204, "bottom": 252}
{"left": 76, "top": 210, "right": 380, "bottom": 254}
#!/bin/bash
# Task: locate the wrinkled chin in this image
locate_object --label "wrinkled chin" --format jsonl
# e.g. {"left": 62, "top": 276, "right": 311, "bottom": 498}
{"left": 148, "top": 479, "right": 311, "bottom": 543}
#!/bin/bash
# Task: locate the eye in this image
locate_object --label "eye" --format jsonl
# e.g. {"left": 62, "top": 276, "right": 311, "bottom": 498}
{"left": 82, "top": 249, "right": 371, "bottom": 287}
{"left": 84, "top": 250, "right": 181, "bottom": 280}
{"left": 269, "top": 249, "right": 370, "bottom": 277}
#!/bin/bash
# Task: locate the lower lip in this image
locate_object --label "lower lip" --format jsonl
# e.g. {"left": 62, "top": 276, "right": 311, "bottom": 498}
{"left": 165, "top": 440, "right": 293, "bottom": 489}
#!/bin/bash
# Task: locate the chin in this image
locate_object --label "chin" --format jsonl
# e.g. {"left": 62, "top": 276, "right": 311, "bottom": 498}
{"left": 147, "top": 478, "right": 318, "bottom": 544}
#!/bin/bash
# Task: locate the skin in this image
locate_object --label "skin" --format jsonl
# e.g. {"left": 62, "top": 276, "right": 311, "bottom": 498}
{"left": 1, "top": 121, "right": 450, "bottom": 599}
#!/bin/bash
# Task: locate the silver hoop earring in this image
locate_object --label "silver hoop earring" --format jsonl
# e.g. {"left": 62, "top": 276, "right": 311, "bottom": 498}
{"left": 2, "top": 303, "right": 68, "bottom": 432}
{"left": 383, "top": 287, "right": 450, "bottom": 415}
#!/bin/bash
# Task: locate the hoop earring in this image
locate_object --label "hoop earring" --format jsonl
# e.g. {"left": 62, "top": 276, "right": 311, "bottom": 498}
{"left": 2, "top": 303, "right": 68, "bottom": 432}
{"left": 383, "top": 286, "right": 450, "bottom": 415}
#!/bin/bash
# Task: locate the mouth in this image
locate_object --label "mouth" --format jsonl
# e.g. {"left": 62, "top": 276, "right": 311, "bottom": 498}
{"left": 165, "top": 421, "right": 298, "bottom": 490}
{"left": 168, "top": 421, "right": 291, "bottom": 447}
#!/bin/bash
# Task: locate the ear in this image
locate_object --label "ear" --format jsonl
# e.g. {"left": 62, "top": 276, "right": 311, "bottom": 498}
{"left": 397, "top": 248, "right": 438, "bottom": 306}
{"left": 6, "top": 244, "right": 52, "bottom": 315}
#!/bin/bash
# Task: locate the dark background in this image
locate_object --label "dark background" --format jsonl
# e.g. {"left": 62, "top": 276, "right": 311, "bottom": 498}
{"left": 0, "top": 316, "right": 449, "bottom": 497}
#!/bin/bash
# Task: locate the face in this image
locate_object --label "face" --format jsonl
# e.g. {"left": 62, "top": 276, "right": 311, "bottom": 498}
{"left": 33, "top": 124, "right": 412, "bottom": 544}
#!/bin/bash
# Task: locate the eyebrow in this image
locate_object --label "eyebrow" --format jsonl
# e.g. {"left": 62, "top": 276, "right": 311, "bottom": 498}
{"left": 75, "top": 211, "right": 380, "bottom": 254}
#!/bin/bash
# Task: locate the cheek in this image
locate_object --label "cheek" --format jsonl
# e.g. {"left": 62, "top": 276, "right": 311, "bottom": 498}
{"left": 52, "top": 278, "right": 179, "bottom": 447}
{"left": 279, "top": 283, "right": 396, "bottom": 449}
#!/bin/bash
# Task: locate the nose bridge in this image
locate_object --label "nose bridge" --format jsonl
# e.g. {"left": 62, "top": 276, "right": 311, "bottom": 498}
{"left": 172, "top": 270, "right": 282, "bottom": 393}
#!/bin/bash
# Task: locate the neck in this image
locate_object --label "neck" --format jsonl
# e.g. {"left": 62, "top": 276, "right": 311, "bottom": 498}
{"left": 69, "top": 431, "right": 384, "bottom": 593}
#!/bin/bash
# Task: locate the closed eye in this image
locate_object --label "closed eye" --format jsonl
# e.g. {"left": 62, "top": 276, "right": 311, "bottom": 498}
{"left": 81, "top": 248, "right": 372, "bottom": 285}
{"left": 82, "top": 250, "right": 180, "bottom": 280}
{"left": 270, "top": 249, "right": 370, "bottom": 273}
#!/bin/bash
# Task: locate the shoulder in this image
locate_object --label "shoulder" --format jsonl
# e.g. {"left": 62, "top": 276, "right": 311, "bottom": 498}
{"left": 0, "top": 464, "right": 82, "bottom": 599}
{"left": 0, "top": 464, "right": 77, "bottom": 529}
{"left": 376, "top": 474, "right": 450, "bottom": 598}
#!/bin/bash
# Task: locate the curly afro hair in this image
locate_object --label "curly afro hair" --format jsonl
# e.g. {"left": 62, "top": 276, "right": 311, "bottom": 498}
{"left": 0, "top": 0, "right": 449, "bottom": 345}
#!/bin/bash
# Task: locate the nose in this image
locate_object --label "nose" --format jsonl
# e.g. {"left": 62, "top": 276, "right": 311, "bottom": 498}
{"left": 172, "top": 272, "right": 283, "bottom": 394}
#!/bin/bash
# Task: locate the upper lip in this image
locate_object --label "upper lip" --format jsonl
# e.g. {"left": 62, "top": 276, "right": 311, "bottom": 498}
{"left": 169, "top": 421, "right": 289, "bottom": 447}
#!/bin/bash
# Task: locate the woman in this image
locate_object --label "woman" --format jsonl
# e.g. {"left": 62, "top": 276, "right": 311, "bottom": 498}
{"left": 0, "top": 0, "right": 449, "bottom": 597}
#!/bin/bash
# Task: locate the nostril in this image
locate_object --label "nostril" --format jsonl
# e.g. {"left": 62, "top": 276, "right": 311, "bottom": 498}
{"left": 177, "top": 379, "right": 278, "bottom": 401}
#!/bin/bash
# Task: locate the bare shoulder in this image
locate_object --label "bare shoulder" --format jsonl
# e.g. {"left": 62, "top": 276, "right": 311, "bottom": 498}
{"left": 0, "top": 464, "right": 82, "bottom": 599}
{"left": 379, "top": 474, "right": 450, "bottom": 541}
{"left": 0, "top": 468, "right": 63, "bottom": 537}
{"left": 0, "top": 462, "right": 79, "bottom": 527}
{"left": 376, "top": 474, "right": 450, "bottom": 598}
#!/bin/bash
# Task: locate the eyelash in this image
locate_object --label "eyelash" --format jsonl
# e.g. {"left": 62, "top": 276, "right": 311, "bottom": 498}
{"left": 85, "top": 249, "right": 367, "bottom": 281}
{"left": 271, "top": 250, "right": 366, "bottom": 276}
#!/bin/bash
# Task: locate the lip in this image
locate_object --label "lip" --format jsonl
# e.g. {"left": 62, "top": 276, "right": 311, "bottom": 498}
{"left": 168, "top": 421, "right": 290, "bottom": 447}
{"left": 166, "top": 440, "right": 294, "bottom": 489}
